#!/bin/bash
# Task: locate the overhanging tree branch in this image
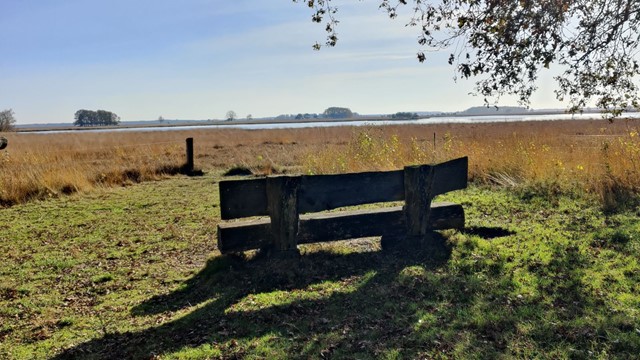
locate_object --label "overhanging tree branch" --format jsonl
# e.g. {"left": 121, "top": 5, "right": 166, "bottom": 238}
{"left": 294, "top": 0, "right": 640, "bottom": 115}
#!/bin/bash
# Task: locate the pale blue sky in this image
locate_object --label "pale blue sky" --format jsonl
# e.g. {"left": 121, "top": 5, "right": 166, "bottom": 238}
{"left": 1, "top": 1, "right": 562, "bottom": 124}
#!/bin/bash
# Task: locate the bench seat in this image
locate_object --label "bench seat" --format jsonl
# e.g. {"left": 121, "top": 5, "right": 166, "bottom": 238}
{"left": 217, "top": 202, "right": 463, "bottom": 253}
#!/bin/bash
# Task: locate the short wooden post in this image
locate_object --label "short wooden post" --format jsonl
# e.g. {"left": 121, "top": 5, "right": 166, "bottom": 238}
{"left": 266, "top": 176, "right": 300, "bottom": 255}
{"left": 185, "top": 138, "right": 194, "bottom": 173}
{"left": 404, "top": 165, "right": 435, "bottom": 239}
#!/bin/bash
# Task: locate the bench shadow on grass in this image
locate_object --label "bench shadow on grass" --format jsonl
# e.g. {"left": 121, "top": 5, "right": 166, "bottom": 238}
{"left": 52, "top": 231, "right": 618, "bottom": 359}
{"left": 53, "top": 234, "right": 454, "bottom": 359}
{"left": 461, "top": 226, "right": 515, "bottom": 239}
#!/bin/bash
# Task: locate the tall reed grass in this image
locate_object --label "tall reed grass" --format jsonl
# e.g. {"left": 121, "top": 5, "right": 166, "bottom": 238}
{"left": 0, "top": 132, "right": 186, "bottom": 205}
{"left": 304, "top": 120, "right": 640, "bottom": 211}
{"left": 2, "top": 119, "right": 640, "bottom": 210}
{"left": 0, "top": 128, "right": 338, "bottom": 206}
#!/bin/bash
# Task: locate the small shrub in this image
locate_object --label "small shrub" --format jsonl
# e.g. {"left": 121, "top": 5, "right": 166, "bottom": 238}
{"left": 516, "top": 180, "right": 565, "bottom": 205}
{"left": 596, "top": 176, "right": 637, "bottom": 213}
{"left": 223, "top": 165, "right": 253, "bottom": 176}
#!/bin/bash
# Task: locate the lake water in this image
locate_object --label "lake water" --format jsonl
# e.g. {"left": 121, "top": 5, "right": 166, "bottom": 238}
{"left": 24, "top": 112, "right": 640, "bottom": 134}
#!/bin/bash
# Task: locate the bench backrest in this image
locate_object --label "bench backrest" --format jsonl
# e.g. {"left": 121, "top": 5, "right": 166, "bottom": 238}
{"left": 219, "top": 156, "right": 468, "bottom": 220}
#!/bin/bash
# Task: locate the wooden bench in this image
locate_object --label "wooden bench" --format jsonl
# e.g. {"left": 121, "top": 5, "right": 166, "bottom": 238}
{"left": 217, "top": 157, "right": 468, "bottom": 254}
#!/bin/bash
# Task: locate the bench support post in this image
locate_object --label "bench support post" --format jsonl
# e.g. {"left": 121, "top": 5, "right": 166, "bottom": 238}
{"left": 404, "top": 165, "right": 435, "bottom": 240}
{"left": 266, "top": 176, "right": 300, "bottom": 256}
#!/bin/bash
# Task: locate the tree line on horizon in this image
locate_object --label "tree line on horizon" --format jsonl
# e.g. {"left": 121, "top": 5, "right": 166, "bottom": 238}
{"left": 274, "top": 107, "right": 357, "bottom": 120}
{"left": 74, "top": 109, "right": 120, "bottom": 127}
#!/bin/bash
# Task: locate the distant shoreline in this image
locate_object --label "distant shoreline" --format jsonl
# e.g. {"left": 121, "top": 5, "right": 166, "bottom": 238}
{"left": 16, "top": 115, "right": 421, "bottom": 132}
{"left": 15, "top": 112, "right": 640, "bottom": 136}
{"left": 17, "top": 109, "right": 623, "bottom": 133}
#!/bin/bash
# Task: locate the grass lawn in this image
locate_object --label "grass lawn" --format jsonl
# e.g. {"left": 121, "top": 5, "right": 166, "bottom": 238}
{"left": 1, "top": 171, "right": 639, "bottom": 359}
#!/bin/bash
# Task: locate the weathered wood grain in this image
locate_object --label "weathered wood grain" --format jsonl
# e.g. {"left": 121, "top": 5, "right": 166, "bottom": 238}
{"left": 297, "top": 206, "right": 405, "bottom": 243}
{"left": 219, "top": 178, "right": 268, "bottom": 220}
{"left": 432, "top": 156, "right": 468, "bottom": 196}
{"left": 217, "top": 218, "right": 271, "bottom": 253}
{"left": 267, "top": 176, "right": 300, "bottom": 252}
{"left": 404, "top": 165, "right": 435, "bottom": 236}
{"left": 217, "top": 202, "right": 464, "bottom": 253}
{"left": 297, "top": 170, "right": 404, "bottom": 213}
{"left": 429, "top": 202, "right": 465, "bottom": 229}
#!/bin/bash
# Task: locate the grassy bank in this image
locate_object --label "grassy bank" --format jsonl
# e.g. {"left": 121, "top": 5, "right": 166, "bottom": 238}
{"left": 1, "top": 169, "right": 639, "bottom": 359}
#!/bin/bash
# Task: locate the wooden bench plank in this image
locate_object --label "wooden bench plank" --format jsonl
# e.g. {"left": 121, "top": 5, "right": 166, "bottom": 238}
{"left": 267, "top": 176, "right": 300, "bottom": 253}
{"left": 217, "top": 202, "right": 464, "bottom": 254}
{"left": 298, "top": 206, "right": 405, "bottom": 244}
{"left": 218, "top": 157, "right": 467, "bottom": 220}
{"left": 219, "top": 178, "right": 267, "bottom": 220}
{"left": 297, "top": 170, "right": 404, "bottom": 213}
{"left": 404, "top": 165, "right": 435, "bottom": 236}
{"left": 216, "top": 218, "right": 271, "bottom": 253}
{"left": 432, "top": 157, "right": 468, "bottom": 196}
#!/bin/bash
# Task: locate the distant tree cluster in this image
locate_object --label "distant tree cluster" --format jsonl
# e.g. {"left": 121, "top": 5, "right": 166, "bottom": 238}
{"left": 0, "top": 109, "right": 16, "bottom": 132}
{"left": 277, "top": 113, "right": 318, "bottom": 120}
{"left": 391, "top": 112, "right": 419, "bottom": 119}
{"left": 322, "top": 107, "right": 353, "bottom": 119}
{"left": 294, "top": 113, "right": 319, "bottom": 120}
{"left": 225, "top": 110, "right": 237, "bottom": 121}
{"left": 273, "top": 107, "right": 358, "bottom": 121}
{"left": 74, "top": 109, "right": 120, "bottom": 127}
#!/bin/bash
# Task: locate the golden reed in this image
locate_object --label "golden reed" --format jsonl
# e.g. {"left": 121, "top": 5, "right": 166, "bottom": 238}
{"left": 2, "top": 119, "right": 639, "bottom": 208}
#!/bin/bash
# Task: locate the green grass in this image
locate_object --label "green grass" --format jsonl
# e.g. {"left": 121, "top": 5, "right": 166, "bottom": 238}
{"left": 1, "top": 172, "right": 639, "bottom": 359}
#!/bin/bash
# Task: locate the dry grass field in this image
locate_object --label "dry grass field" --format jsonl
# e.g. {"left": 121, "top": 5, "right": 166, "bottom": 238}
{"left": 2, "top": 118, "right": 640, "bottom": 210}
